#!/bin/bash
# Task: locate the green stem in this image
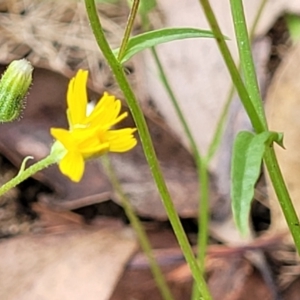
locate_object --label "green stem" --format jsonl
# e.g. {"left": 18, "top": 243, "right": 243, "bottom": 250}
{"left": 199, "top": 0, "right": 300, "bottom": 254}
{"left": 151, "top": 47, "right": 209, "bottom": 298}
{"left": 150, "top": 47, "right": 204, "bottom": 171}
{"left": 206, "top": 0, "right": 268, "bottom": 162}
{"left": 206, "top": 85, "right": 234, "bottom": 162}
{"left": 249, "top": 0, "right": 268, "bottom": 40}
{"left": 198, "top": 0, "right": 265, "bottom": 134}
{"left": 230, "top": 0, "right": 300, "bottom": 254}
{"left": 198, "top": 160, "right": 209, "bottom": 269}
{"left": 84, "top": 0, "right": 212, "bottom": 298}
{"left": 102, "top": 156, "right": 174, "bottom": 300}
{"left": 118, "top": 0, "right": 140, "bottom": 61}
{"left": 191, "top": 159, "right": 209, "bottom": 300}
{"left": 192, "top": 2, "right": 269, "bottom": 298}
{"left": 264, "top": 147, "right": 300, "bottom": 252}
{"left": 230, "top": 0, "right": 267, "bottom": 128}
{"left": 194, "top": 3, "right": 268, "bottom": 295}
{"left": 150, "top": 48, "right": 202, "bottom": 162}
{"left": 0, "top": 154, "right": 57, "bottom": 197}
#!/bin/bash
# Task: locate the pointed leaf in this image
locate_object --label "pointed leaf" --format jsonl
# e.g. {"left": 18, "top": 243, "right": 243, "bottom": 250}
{"left": 231, "top": 131, "right": 282, "bottom": 236}
{"left": 114, "top": 27, "right": 217, "bottom": 63}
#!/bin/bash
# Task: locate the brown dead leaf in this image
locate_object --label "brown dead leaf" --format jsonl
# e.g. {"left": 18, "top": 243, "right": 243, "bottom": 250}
{"left": 283, "top": 276, "right": 300, "bottom": 300}
{"left": 0, "top": 220, "right": 137, "bottom": 300}
{"left": 32, "top": 202, "right": 85, "bottom": 233}
{"left": 206, "top": 255, "right": 254, "bottom": 300}
{"left": 114, "top": 236, "right": 282, "bottom": 300}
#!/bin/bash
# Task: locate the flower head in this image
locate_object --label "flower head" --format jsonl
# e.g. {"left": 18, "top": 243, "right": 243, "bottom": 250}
{"left": 50, "top": 70, "right": 137, "bottom": 182}
{"left": 0, "top": 59, "right": 33, "bottom": 122}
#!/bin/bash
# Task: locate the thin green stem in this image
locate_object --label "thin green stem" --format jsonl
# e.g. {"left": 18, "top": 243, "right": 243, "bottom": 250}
{"left": 191, "top": 159, "right": 209, "bottom": 300}
{"left": 194, "top": 1, "right": 268, "bottom": 296}
{"left": 0, "top": 154, "right": 57, "bottom": 197}
{"left": 264, "top": 148, "right": 300, "bottom": 253}
{"left": 192, "top": 2, "right": 269, "bottom": 298}
{"left": 148, "top": 3, "right": 271, "bottom": 300}
{"left": 151, "top": 47, "right": 209, "bottom": 298}
{"left": 206, "top": 85, "right": 235, "bottom": 162}
{"left": 198, "top": 0, "right": 265, "bottom": 134}
{"left": 150, "top": 48, "right": 201, "bottom": 161}
{"left": 230, "top": 0, "right": 267, "bottom": 128}
{"left": 149, "top": 3, "right": 269, "bottom": 298}
{"left": 198, "top": 160, "right": 209, "bottom": 267}
{"left": 101, "top": 155, "right": 174, "bottom": 300}
{"left": 250, "top": 0, "right": 268, "bottom": 40}
{"left": 118, "top": 0, "right": 140, "bottom": 61}
{"left": 84, "top": 0, "right": 212, "bottom": 298}
{"left": 206, "top": 0, "right": 269, "bottom": 162}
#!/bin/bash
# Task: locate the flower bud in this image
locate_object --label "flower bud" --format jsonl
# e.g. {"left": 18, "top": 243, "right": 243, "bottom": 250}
{"left": 0, "top": 59, "right": 33, "bottom": 122}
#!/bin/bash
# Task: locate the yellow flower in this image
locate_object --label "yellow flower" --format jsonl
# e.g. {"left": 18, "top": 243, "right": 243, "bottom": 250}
{"left": 50, "top": 70, "right": 137, "bottom": 182}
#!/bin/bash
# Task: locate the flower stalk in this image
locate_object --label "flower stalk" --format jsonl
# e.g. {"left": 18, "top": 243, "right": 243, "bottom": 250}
{"left": 0, "top": 68, "right": 137, "bottom": 196}
{"left": 0, "top": 154, "right": 58, "bottom": 197}
{"left": 102, "top": 155, "right": 174, "bottom": 300}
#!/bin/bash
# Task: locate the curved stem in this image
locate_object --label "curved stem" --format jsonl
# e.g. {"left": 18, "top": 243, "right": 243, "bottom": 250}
{"left": 0, "top": 154, "right": 57, "bottom": 197}
{"left": 206, "top": 0, "right": 269, "bottom": 163}
{"left": 84, "top": 0, "right": 212, "bottom": 298}
{"left": 198, "top": 0, "right": 266, "bottom": 134}
{"left": 264, "top": 148, "right": 300, "bottom": 253}
{"left": 151, "top": 45, "right": 209, "bottom": 274}
{"left": 150, "top": 48, "right": 202, "bottom": 161}
{"left": 151, "top": 47, "right": 209, "bottom": 296}
{"left": 249, "top": 0, "right": 268, "bottom": 40}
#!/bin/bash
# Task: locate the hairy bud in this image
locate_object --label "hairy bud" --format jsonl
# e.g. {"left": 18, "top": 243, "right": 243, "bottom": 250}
{"left": 0, "top": 59, "right": 33, "bottom": 122}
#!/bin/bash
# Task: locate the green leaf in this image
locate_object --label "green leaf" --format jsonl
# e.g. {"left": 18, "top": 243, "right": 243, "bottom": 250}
{"left": 114, "top": 27, "right": 217, "bottom": 63}
{"left": 231, "top": 131, "right": 283, "bottom": 236}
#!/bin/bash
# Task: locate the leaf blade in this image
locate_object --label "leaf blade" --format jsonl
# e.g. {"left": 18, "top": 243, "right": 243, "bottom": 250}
{"left": 231, "top": 131, "right": 282, "bottom": 236}
{"left": 114, "top": 27, "right": 217, "bottom": 63}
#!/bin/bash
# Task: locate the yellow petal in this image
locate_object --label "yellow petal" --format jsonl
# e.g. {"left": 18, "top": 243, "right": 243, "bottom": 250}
{"left": 50, "top": 128, "right": 77, "bottom": 150}
{"left": 80, "top": 143, "right": 109, "bottom": 157}
{"left": 110, "top": 138, "right": 137, "bottom": 152}
{"left": 106, "top": 128, "right": 137, "bottom": 152}
{"left": 50, "top": 74, "right": 138, "bottom": 183}
{"left": 59, "top": 151, "right": 85, "bottom": 182}
{"left": 67, "top": 70, "right": 88, "bottom": 127}
{"left": 69, "top": 128, "right": 110, "bottom": 157}
{"left": 87, "top": 93, "right": 124, "bottom": 128}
